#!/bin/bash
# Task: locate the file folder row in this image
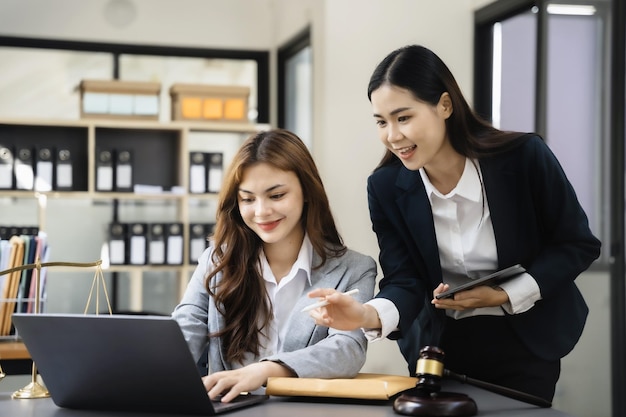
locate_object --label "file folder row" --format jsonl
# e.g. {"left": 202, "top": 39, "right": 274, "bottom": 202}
{"left": 189, "top": 152, "right": 223, "bottom": 194}
{"left": 108, "top": 222, "right": 214, "bottom": 266}
{"left": 96, "top": 148, "right": 135, "bottom": 192}
{"left": 0, "top": 145, "right": 224, "bottom": 195}
{"left": 0, "top": 225, "right": 39, "bottom": 241}
{"left": 0, "top": 145, "right": 74, "bottom": 191}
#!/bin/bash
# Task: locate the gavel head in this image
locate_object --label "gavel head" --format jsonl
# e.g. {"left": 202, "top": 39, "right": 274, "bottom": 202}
{"left": 415, "top": 346, "right": 445, "bottom": 393}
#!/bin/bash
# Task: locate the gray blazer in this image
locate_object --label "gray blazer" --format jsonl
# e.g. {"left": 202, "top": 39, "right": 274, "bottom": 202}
{"left": 172, "top": 245, "right": 377, "bottom": 378}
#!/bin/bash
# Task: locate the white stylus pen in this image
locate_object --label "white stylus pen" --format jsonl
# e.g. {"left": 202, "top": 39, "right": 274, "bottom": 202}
{"left": 300, "top": 288, "right": 360, "bottom": 312}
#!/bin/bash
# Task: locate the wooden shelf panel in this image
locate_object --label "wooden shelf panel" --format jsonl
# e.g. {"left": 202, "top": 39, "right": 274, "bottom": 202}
{"left": 0, "top": 341, "right": 29, "bottom": 360}
{"left": 0, "top": 117, "right": 267, "bottom": 132}
{"left": 0, "top": 191, "right": 194, "bottom": 200}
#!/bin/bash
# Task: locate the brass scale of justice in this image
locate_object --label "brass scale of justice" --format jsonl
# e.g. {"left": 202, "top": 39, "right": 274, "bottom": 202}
{"left": 0, "top": 259, "right": 553, "bottom": 416}
{"left": 0, "top": 258, "right": 110, "bottom": 400}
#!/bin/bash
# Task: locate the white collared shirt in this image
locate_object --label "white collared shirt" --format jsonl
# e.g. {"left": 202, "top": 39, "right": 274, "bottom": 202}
{"left": 366, "top": 159, "right": 541, "bottom": 340}
{"left": 236, "top": 234, "right": 313, "bottom": 366}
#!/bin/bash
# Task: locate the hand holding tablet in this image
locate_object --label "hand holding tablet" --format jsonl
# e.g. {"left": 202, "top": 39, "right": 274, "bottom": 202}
{"left": 434, "top": 264, "right": 526, "bottom": 300}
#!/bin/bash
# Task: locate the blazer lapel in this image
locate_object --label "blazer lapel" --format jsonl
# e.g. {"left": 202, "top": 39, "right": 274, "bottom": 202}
{"left": 396, "top": 167, "right": 442, "bottom": 283}
{"left": 281, "top": 253, "right": 345, "bottom": 352}
{"left": 481, "top": 157, "right": 520, "bottom": 268}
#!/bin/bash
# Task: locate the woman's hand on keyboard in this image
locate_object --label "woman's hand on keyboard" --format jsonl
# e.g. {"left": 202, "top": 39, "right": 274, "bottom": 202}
{"left": 202, "top": 361, "right": 294, "bottom": 403}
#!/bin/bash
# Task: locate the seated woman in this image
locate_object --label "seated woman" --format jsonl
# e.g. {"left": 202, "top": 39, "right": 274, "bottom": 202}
{"left": 172, "top": 129, "right": 377, "bottom": 403}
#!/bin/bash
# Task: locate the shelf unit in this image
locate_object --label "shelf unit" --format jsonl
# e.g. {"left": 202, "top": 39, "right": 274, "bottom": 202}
{"left": 0, "top": 117, "right": 268, "bottom": 314}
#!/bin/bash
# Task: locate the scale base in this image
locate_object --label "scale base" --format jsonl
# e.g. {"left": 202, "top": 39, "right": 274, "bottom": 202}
{"left": 12, "top": 381, "right": 50, "bottom": 399}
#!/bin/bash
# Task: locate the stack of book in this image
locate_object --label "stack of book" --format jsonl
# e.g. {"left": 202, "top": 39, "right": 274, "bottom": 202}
{"left": 0, "top": 231, "right": 49, "bottom": 338}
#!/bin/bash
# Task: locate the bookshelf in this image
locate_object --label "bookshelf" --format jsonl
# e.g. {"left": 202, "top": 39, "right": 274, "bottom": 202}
{"left": 0, "top": 117, "right": 268, "bottom": 317}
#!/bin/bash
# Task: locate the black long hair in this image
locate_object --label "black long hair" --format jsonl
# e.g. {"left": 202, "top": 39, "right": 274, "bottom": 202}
{"left": 368, "top": 45, "right": 527, "bottom": 169}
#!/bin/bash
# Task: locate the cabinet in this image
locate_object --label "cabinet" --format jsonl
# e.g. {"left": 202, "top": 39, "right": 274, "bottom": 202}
{"left": 0, "top": 118, "right": 268, "bottom": 315}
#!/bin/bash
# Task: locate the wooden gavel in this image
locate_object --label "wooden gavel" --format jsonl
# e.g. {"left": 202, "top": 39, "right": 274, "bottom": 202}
{"left": 415, "top": 346, "right": 552, "bottom": 408}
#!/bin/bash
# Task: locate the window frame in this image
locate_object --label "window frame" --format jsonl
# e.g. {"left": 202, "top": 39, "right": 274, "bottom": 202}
{"left": 277, "top": 27, "right": 311, "bottom": 131}
{"left": 0, "top": 35, "right": 270, "bottom": 124}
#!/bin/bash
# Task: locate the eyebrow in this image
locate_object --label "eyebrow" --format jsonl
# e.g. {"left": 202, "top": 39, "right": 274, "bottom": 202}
{"left": 238, "top": 184, "right": 285, "bottom": 194}
{"left": 372, "top": 107, "right": 412, "bottom": 118}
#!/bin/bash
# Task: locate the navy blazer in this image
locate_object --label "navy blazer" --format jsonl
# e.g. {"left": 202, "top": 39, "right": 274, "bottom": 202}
{"left": 367, "top": 135, "right": 601, "bottom": 370}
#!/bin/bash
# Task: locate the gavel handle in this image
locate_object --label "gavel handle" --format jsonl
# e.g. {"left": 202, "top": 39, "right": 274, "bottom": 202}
{"left": 443, "top": 369, "right": 552, "bottom": 408}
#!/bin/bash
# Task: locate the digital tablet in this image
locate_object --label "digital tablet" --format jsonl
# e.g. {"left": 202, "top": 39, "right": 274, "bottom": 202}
{"left": 435, "top": 264, "right": 526, "bottom": 299}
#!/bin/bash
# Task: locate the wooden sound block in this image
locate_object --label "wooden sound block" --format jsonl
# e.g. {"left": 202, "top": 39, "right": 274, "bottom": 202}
{"left": 393, "top": 388, "right": 478, "bottom": 416}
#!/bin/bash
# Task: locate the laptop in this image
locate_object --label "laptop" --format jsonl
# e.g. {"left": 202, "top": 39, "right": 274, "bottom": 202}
{"left": 11, "top": 313, "right": 268, "bottom": 415}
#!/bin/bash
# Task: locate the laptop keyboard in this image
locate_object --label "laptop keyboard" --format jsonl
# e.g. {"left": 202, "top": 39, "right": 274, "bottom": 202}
{"left": 211, "top": 393, "right": 268, "bottom": 413}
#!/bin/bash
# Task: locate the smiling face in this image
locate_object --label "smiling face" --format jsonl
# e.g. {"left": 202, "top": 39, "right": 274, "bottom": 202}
{"left": 371, "top": 83, "right": 456, "bottom": 172}
{"left": 237, "top": 162, "right": 305, "bottom": 251}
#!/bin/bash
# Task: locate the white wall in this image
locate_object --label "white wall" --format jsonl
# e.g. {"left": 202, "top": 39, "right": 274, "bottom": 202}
{"left": 0, "top": 1, "right": 611, "bottom": 416}
{"left": 0, "top": 0, "right": 274, "bottom": 49}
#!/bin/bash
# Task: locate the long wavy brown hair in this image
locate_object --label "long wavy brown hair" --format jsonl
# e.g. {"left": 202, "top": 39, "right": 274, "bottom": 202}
{"left": 206, "top": 129, "right": 346, "bottom": 364}
{"left": 367, "top": 44, "right": 528, "bottom": 171}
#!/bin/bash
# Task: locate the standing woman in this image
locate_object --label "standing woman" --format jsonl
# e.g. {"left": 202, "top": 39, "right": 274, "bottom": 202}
{"left": 173, "top": 129, "right": 376, "bottom": 403}
{"left": 308, "top": 45, "right": 601, "bottom": 403}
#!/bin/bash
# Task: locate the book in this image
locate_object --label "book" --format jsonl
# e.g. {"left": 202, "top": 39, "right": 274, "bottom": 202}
{"left": 0, "top": 236, "right": 25, "bottom": 335}
{"left": 27, "top": 232, "right": 49, "bottom": 314}
{"left": 16, "top": 234, "right": 35, "bottom": 313}
{"left": 0, "top": 239, "right": 10, "bottom": 296}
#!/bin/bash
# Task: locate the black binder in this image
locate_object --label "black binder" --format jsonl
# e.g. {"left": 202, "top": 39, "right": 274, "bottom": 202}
{"left": 148, "top": 223, "right": 166, "bottom": 265}
{"left": 0, "top": 224, "right": 38, "bottom": 240}
{"left": 8, "top": 225, "right": 20, "bottom": 239}
{"left": 165, "top": 222, "right": 184, "bottom": 265}
{"left": 0, "top": 145, "right": 14, "bottom": 190}
{"left": 15, "top": 146, "right": 35, "bottom": 190}
{"left": 206, "top": 152, "right": 223, "bottom": 193}
{"left": 189, "top": 223, "right": 210, "bottom": 264}
{"left": 115, "top": 149, "right": 133, "bottom": 192}
{"left": 55, "top": 148, "right": 73, "bottom": 191}
{"left": 96, "top": 149, "right": 114, "bottom": 192}
{"left": 108, "top": 222, "right": 128, "bottom": 265}
{"left": 34, "top": 146, "right": 54, "bottom": 192}
{"left": 128, "top": 222, "right": 148, "bottom": 265}
{"left": 189, "top": 152, "right": 206, "bottom": 194}
{"left": 19, "top": 226, "right": 39, "bottom": 236}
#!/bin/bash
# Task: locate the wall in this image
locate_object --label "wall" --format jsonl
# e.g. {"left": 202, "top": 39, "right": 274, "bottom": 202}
{"left": 0, "top": 1, "right": 610, "bottom": 416}
{"left": 0, "top": 0, "right": 274, "bottom": 49}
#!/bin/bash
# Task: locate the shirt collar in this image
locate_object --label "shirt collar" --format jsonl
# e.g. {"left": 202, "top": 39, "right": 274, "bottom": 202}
{"left": 419, "top": 158, "right": 482, "bottom": 203}
{"left": 260, "top": 233, "right": 313, "bottom": 286}
{"left": 294, "top": 233, "right": 313, "bottom": 285}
